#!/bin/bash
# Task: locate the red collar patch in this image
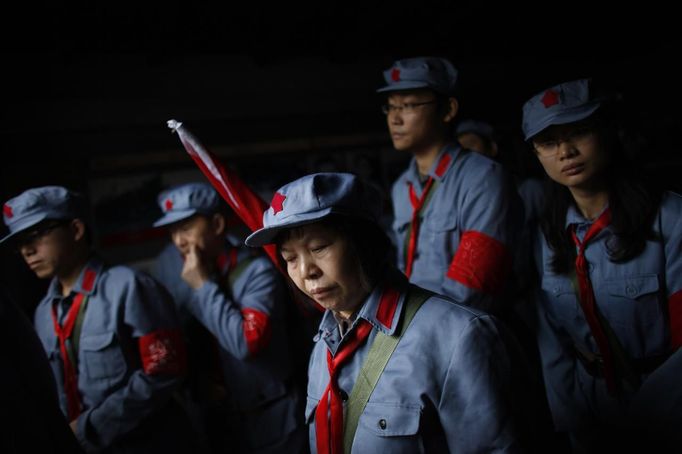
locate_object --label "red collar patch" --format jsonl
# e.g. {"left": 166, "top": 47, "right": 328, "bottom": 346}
{"left": 271, "top": 192, "right": 286, "bottom": 215}
{"left": 391, "top": 68, "right": 401, "bottom": 82}
{"left": 164, "top": 199, "right": 173, "bottom": 211}
{"left": 434, "top": 152, "right": 453, "bottom": 178}
{"left": 541, "top": 89, "right": 560, "bottom": 108}
{"left": 3, "top": 204, "right": 13, "bottom": 218}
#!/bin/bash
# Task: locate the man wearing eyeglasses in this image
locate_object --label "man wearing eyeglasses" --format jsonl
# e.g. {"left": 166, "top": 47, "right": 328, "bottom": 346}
{"left": 1, "top": 186, "right": 197, "bottom": 454}
{"left": 378, "top": 57, "right": 524, "bottom": 315}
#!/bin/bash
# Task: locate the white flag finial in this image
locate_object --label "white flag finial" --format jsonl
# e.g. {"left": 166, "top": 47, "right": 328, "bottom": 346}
{"left": 167, "top": 119, "right": 183, "bottom": 132}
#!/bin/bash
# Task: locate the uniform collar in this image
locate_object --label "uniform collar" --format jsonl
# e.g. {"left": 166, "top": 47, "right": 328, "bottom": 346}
{"left": 358, "top": 268, "right": 409, "bottom": 336}
{"left": 315, "top": 267, "right": 409, "bottom": 341}
{"left": 225, "top": 233, "right": 241, "bottom": 248}
{"left": 405, "top": 142, "right": 461, "bottom": 186}
{"left": 564, "top": 203, "right": 610, "bottom": 230}
{"left": 46, "top": 255, "right": 103, "bottom": 299}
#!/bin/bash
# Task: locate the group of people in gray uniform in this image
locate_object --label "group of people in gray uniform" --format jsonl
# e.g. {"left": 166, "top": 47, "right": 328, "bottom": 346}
{"left": 3, "top": 56, "right": 681, "bottom": 453}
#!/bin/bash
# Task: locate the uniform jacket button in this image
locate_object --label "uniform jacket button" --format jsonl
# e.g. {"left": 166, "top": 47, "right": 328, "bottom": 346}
{"left": 378, "top": 418, "right": 387, "bottom": 430}
{"left": 339, "top": 389, "right": 349, "bottom": 401}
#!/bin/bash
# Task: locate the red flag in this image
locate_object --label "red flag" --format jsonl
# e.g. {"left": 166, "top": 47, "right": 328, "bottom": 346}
{"left": 167, "top": 120, "right": 323, "bottom": 315}
{"left": 167, "top": 119, "right": 279, "bottom": 268}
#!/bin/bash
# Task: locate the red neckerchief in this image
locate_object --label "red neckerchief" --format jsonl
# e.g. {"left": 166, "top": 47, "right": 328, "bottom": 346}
{"left": 570, "top": 208, "right": 617, "bottom": 394}
{"left": 315, "top": 286, "right": 399, "bottom": 454}
{"left": 216, "top": 247, "right": 238, "bottom": 278}
{"left": 50, "top": 267, "right": 97, "bottom": 421}
{"left": 404, "top": 152, "right": 452, "bottom": 278}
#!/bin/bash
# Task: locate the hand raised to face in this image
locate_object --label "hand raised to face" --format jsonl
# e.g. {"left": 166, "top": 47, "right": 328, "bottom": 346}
{"left": 181, "top": 243, "right": 212, "bottom": 289}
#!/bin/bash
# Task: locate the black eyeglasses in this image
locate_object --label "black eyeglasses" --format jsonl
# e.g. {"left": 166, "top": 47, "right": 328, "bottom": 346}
{"left": 13, "top": 220, "right": 69, "bottom": 249}
{"left": 381, "top": 100, "right": 438, "bottom": 115}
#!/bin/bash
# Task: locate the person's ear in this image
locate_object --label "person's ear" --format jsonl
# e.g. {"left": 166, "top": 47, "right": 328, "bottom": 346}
{"left": 490, "top": 141, "right": 499, "bottom": 158}
{"left": 443, "top": 97, "right": 459, "bottom": 123}
{"left": 211, "top": 213, "right": 226, "bottom": 236}
{"left": 71, "top": 219, "right": 86, "bottom": 242}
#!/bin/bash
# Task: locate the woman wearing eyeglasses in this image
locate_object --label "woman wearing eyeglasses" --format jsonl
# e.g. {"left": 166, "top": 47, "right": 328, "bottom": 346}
{"left": 524, "top": 78, "right": 682, "bottom": 451}
{"left": 377, "top": 56, "right": 524, "bottom": 317}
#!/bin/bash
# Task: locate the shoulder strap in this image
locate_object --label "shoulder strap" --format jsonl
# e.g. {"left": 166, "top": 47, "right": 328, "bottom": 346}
{"left": 70, "top": 296, "right": 89, "bottom": 359}
{"left": 227, "top": 255, "right": 258, "bottom": 290}
{"left": 343, "top": 285, "right": 433, "bottom": 453}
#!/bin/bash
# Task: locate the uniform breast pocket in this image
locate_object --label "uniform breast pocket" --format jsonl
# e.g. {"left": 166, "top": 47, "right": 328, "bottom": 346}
{"left": 80, "top": 331, "right": 127, "bottom": 381}
{"left": 423, "top": 214, "right": 458, "bottom": 269}
{"left": 540, "top": 276, "right": 580, "bottom": 322}
{"left": 353, "top": 402, "right": 422, "bottom": 454}
{"left": 603, "top": 274, "right": 662, "bottom": 329}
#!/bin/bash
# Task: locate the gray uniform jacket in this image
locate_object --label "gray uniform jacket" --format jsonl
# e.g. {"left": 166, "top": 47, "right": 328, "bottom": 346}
{"left": 391, "top": 144, "right": 523, "bottom": 313}
{"left": 305, "top": 268, "right": 529, "bottom": 453}
{"left": 155, "top": 241, "right": 304, "bottom": 452}
{"left": 534, "top": 192, "right": 682, "bottom": 440}
{"left": 34, "top": 256, "right": 193, "bottom": 453}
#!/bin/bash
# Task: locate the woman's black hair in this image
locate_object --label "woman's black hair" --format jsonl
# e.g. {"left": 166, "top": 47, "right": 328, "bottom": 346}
{"left": 538, "top": 95, "right": 663, "bottom": 274}
{"left": 274, "top": 214, "right": 393, "bottom": 290}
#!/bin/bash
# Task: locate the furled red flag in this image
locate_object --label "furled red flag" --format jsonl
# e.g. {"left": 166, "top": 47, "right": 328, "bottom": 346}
{"left": 167, "top": 119, "right": 278, "bottom": 267}
{"left": 167, "top": 119, "right": 323, "bottom": 315}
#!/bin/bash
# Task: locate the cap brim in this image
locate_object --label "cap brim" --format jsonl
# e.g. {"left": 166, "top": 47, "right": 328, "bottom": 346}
{"left": 245, "top": 208, "right": 334, "bottom": 247}
{"left": 524, "top": 101, "right": 601, "bottom": 141}
{"left": 245, "top": 205, "right": 381, "bottom": 248}
{"left": 153, "top": 209, "right": 198, "bottom": 228}
{"left": 376, "top": 81, "right": 432, "bottom": 93}
{"left": 0, "top": 213, "right": 51, "bottom": 245}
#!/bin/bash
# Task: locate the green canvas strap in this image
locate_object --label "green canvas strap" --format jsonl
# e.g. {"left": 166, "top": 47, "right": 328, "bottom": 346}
{"left": 66, "top": 295, "right": 89, "bottom": 366}
{"left": 342, "top": 285, "right": 432, "bottom": 453}
{"left": 71, "top": 295, "right": 89, "bottom": 356}
{"left": 227, "top": 255, "right": 257, "bottom": 290}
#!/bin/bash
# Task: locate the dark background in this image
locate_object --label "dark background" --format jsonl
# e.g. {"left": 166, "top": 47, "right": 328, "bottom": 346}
{"left": 2, "top": 4, "right": 680, "bottom": 311}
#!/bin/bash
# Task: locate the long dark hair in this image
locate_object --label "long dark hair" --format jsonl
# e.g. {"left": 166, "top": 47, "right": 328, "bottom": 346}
{"left": 540, "top": 101, "right": 663, "bottom": 274}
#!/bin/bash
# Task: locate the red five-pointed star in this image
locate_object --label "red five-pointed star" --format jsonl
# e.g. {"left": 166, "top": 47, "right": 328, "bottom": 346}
{"left": 271, "top": 192, "right": 286, "bottom": 215}
{"left": 165, "top": 199, "right": 173, "bottom": 211}
{"left": 3, "top": 204, "right": 12, "bottom": 218}
{"left": 541, "top": 89, "right": 560, "bottom": 108}
{"left": 391, "top": 68, "right": 401, "bottom": 81}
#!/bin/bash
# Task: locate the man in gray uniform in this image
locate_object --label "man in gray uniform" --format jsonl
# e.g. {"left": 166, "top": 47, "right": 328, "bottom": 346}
{"left": 153, "top": 182, "right": 306, "bottom": 454}
{"left": 2, "top": 185, "right": 195, "bottom": 453}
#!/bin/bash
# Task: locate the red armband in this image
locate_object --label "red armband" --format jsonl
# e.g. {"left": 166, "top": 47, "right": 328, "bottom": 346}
{"left": 446, "top": 230, "right": 511, "bottom": 294}
{"left": 138, "top": 329, "right": 187, "bottom": 375}
{"left": 242, "top": 309, "right": 272, "bottom": 355}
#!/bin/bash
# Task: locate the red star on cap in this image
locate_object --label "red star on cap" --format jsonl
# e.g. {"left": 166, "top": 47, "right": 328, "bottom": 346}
{"left": 391, "top": 68, "right": 401, "bottom": 82}
{"left": 164, "top": 198, "right": 173, "bottom": 211}
{"left": 3, "top": 204, "right": 12, "bottom": 218}
{"left": 541, "top": 89, "right": 560, "bottom": 108}
{"left": 271, "top": 192, "right": 286, "bottom": 215}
